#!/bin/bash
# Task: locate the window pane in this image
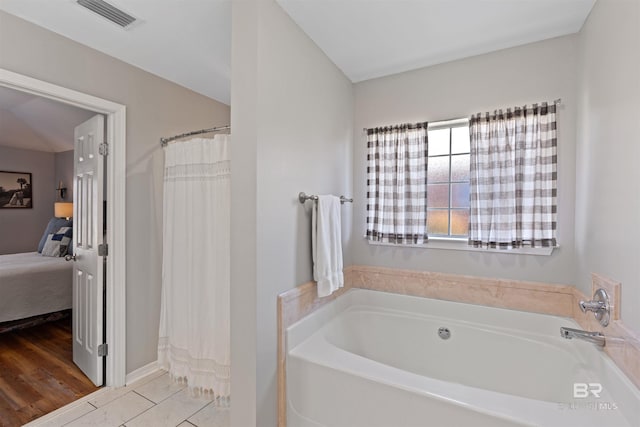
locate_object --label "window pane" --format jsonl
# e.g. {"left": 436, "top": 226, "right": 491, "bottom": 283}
{"left": 427, "top": 184, "right": 449, "bottom": 208}
{"left": 428, "top": 129, "right": 450, "bottom": 156}
{"left": 427, "top": 156, "right": 449, "bottom": 183}
{"left": 451, "top": 209, "right": 469, "bottom": 236}
{"left": 452, "top": 126, "right": 470, "bottom": 154}
{"left": 428, "top": 210, "right": 449, "bottom": 235}
{"left": 451, "top": 154, "right": 469, "bottom": 181}
{"left": 452, "top": 183, "right": 470, "bottom": 208}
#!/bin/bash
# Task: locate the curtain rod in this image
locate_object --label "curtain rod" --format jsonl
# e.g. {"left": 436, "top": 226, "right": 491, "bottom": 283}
{"left": 160, "top": 124, "right": 230, "bottom": 147}
{"left": 362, "top": 99, "right": 562, "bottom": 132}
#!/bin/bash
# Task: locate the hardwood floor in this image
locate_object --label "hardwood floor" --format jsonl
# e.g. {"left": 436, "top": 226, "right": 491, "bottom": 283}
{"left": 0, "top": 317, "right": 99, "bottom": 427}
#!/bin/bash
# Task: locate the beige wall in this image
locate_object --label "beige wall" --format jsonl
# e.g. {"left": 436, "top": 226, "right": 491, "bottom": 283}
{"left": 0, "top": 11, "right": 230, "bottom": 373}
{"left": 230, "top": 0, "right": 353, "bottom": 425}
{"left": 0, "top": 146, "right": 56, "bottom": 254}
{"left": 352, "top": 35, "right": 578, "bottom": 285}
{"left": 576, "top": 0, "right": 640, "bottom": 332}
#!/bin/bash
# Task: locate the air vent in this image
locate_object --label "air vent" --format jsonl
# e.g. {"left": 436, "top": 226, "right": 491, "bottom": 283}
{"left": 77, "top": 0, "right": 137, "bottom": 28}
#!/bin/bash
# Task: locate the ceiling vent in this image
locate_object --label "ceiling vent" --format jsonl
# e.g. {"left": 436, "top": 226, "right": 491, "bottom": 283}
{"left": 77, "top": 0, "right": 137, "bottom": 28}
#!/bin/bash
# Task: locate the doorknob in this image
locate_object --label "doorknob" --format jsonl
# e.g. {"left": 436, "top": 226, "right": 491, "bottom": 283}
{"left": 65, "top": 254, "right": 77, "bottom": 262}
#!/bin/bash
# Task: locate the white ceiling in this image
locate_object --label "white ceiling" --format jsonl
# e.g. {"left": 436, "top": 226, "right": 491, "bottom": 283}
{"left": 0, "top": 0, "right": 232, "bottom": 104}
{"left": 276, "top": 0, "right": 596, "bottom": 82}
{"left": 0, "top": 86, "right": 95, "bottom": 152}
{"left": 0, "top": 0, "right": 595, "bottom": 104}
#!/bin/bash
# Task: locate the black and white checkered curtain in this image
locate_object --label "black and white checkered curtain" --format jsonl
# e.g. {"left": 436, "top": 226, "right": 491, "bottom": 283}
{"left": 366, "top": 123, "right": 428, "bottom": 244}
{"left": 469, "top": 102, "right": 557, "bottom": 249}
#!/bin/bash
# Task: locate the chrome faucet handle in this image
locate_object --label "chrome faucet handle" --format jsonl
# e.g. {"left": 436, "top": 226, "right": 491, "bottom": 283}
{"left": 579, "top": 300, "right": 606, "bottom": 313}
{"left": 579, "top": 288, "right": 610, "bottom": 327}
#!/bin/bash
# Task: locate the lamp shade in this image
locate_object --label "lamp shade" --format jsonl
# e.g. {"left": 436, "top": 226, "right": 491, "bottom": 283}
{"left": 54, "top": 202, "right": 74, "bottom": 219}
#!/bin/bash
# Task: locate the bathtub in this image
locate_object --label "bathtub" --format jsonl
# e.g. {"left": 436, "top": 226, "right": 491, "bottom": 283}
{"left": 286, "top": 289, "right": 640, "bottom": 427}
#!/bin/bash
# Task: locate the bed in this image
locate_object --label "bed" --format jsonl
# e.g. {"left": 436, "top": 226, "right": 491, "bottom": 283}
{"left": 0, "top": 251, "right": 73, "bottom": 323}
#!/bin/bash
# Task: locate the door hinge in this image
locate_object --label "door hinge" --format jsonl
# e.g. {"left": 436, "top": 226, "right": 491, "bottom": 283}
{"left": 99, "top": 142, "right": 109, "bottom": 156}
{"left": 98, "top": 343, "right": 108, "bottom": 357}
{"left": 98, "top": 243, "right": 108, "bottom": 257}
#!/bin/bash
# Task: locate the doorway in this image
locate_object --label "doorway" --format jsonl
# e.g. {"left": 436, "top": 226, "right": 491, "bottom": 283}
{"left": 0, "top": 68, "right": 126, "bottom": 390}
{"left": 0, "top": 88, "right": 110, "bottom": 424}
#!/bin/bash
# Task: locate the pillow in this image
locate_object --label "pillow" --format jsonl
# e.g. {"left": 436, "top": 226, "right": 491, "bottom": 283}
{"left": 38, "top": 218, "right": 72, "bottom": 253}
{"left": 57, "top": 226, "right": 73, "bottom": 237}
{"left": 41, "top": 229, "right": 72, "bottom": 257}
{"left": 56, "top": 226, "right": 73, "bottom": 254}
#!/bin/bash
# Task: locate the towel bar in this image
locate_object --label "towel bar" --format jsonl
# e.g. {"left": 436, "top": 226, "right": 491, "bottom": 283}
{"left": 298, "top": 192, "right": 353, "bottom": 205}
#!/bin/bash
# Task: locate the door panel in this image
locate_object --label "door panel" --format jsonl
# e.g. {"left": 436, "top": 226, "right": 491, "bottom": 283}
{"left": 70, "top": 114, "right": 105, "bottom": 386}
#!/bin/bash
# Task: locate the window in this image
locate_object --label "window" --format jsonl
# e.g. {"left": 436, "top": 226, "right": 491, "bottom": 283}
{"left": 366, "top": 100, "right": 557, "bottom": 252}
{"left": 426, "top": 121, "right": 470, "bottom": 238}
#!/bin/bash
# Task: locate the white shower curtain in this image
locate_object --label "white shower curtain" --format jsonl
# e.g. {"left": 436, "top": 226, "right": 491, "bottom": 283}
{"left": 158, "top": 135, "right": 231, "bottom": 403}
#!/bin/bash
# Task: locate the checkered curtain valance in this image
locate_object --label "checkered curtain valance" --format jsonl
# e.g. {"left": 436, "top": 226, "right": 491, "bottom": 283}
{"left": 468, "top": 102, "right": 558, "bottom": 249}
{"left": 366, "top": 122, "right": 429, "bottom": 244}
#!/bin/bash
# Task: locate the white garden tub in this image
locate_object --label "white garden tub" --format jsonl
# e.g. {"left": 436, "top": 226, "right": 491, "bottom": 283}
{"left": 286, "top": 289, "right": 640, "bottom": 427}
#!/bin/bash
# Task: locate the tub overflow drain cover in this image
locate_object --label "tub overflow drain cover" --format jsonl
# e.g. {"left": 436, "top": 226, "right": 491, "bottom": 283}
{"left": 438, "top": 327, "right": 451, "bottom": 340}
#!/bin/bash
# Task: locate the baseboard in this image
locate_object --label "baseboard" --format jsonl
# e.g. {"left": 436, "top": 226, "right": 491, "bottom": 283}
{"left": 125, "top": 360, "right": 159, "bottom": 385}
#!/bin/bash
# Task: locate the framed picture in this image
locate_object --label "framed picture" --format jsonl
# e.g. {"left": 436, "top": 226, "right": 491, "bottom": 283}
{"left": 0, "top": 171, "right": 33, "bottom": 209}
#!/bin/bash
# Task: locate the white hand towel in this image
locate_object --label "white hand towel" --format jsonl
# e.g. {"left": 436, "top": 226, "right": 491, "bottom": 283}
{"left": 312, "top": 195, "right": 344, "bottom": 297}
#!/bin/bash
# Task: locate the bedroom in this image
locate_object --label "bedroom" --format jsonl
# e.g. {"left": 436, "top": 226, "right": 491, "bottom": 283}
{"left": 0, "top": 85, "right": 105, "bottom": 422}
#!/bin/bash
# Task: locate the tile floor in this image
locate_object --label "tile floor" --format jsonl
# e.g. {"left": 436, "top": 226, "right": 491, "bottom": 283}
{"left": 29, "top": 370, "right": 229, "bottom": 427}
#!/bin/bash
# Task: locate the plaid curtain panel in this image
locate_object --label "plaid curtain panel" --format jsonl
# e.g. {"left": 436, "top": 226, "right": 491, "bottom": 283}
{"left": 366, "top": 122, "right": 428, "bottom": 244}
{"left": 468, "top": 102, "right": 557, "bottom": 249}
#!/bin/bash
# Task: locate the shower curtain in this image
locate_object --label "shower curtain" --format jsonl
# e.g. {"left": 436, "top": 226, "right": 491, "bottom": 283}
{"left": 158, "top": 135, "right": 230, "bottom": 403}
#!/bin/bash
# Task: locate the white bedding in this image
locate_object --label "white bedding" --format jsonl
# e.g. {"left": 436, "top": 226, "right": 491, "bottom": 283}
{"left": 0, "top": 252, "right": 73, "bottom": 323}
